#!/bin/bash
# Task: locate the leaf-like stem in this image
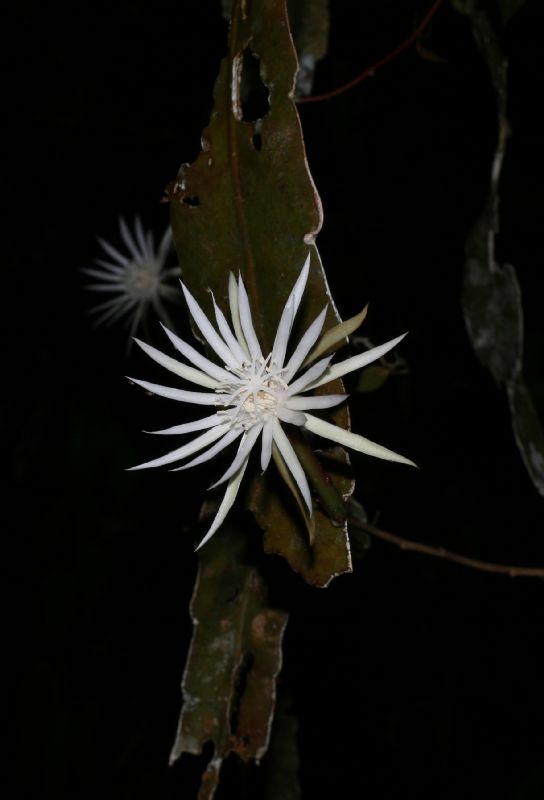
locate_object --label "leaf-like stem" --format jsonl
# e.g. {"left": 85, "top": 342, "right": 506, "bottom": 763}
{"left": 349, "top": 518, "right": 544, "bottom": 578}
{"left": 297, "top": 0, "right": 446, "bottom": 105}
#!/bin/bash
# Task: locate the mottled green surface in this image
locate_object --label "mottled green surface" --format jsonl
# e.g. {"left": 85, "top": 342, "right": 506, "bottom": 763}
{"left": 169, "top": 529, "right": 287, "bottom": 799}
{"left": 169, "top": 0, "right": 352, "bottom": 583}
{"left": 461, "top": 8, "right": 544, "bottom": 497}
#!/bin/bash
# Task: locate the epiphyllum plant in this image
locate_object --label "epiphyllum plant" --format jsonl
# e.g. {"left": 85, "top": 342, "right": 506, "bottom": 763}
{"left": 129, "top": 254, "right": 415, "bottom": 548}
{"left": 84, "top": 217, "right": 180, "bottom": 336}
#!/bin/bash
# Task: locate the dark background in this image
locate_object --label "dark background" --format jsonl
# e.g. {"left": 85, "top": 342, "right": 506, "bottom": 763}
{"left": 6, "top": 1, "right": 544, "bottom": 798}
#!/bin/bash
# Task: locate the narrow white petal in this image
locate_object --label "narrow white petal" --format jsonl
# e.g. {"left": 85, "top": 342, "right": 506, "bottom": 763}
{"left": 119, "top": 218, "right": 142, "bottom": 260}
{"left": 93, "top": 258, "right": 126, "bottom": 274}
{"left": 237, "top": 275, "right": 262, "bottom": 360}
{"left": 146, "top": 414, "right": 224, "bottom": 435}
{"left": 84, "top": 284, "right": 126, "bottom": 293}
{"left": 128, "top": 377, "right": 220, "bottom": 405}
{"left": 271, "top": 297, "right": 295, "bottom": 370}
{"left": 307, "top": 333, "right": 407, "bottom": 390}
{"left": 286, "top": 355, "right": 333, "bottom": 397}
{"left": 271, "top": 253, "right": 311, "bottom": 368}
{"left": 128, "top": 423, "right": 230, "bottom": 470}
{"left": 134, "top": 216, "right": 149, "bottom": 258}
{"left": 91, "top": 296, "right": 138, "bottom": 327}
{"left": 171, "top": 426, "right": 241, "bottom": 471}
{"left": 81, "top": 268, "right": 124, "bottom": 283}
{"left": 157, "top": 226, "right": 173, "bottom": 263}
{"left": 277, "top": 406, "right": 307, "bottom": 426}
{"left": 211, "top": 294, "right": 247, "bottom": 364}
{"left": 145, "top": 231, "right": 156, "bottom": 265}
{"left": 283, "top": 306, "right": 328, "bottom": 381}
{"left": 97, "top": 236, "right": 130, "bottom": 266}
{"left": 161, "top": 323, "right": 234, "bottom": 383}
{"left": 194, "top": 455, "right": 250, "bottom": 551}
{"left": 209, "top": 423, "right": 263, "bottom": 488}
{"left": 272, "top": 418, "right": 312, "bottom": 512}
{"left": 303, "top": 414, "right": 416, "bottom": 466}
{"left": 260, "top": 419, "right": 274, "bottom": 471}
{"left": 134, "top": 338, "right": 219, "bottom": 389}
{"left": 292, "top": 253, "right": 311, "bottom": 311}
{"left": 284, "top": 394, "right": 346, "bottom": 411}
{"left": 91, "top": 295, "right": 133, "bottom": 313}
{"left": 228, "top": 272, "right": 250, "bottom": 358}
{"left": 180, "top": 282, "right": 240, "bottom": 369}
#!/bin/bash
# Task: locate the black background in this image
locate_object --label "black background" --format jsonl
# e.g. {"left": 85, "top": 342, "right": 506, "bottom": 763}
{"left": 6, "top": 1, "right": 544, "bottom": 798}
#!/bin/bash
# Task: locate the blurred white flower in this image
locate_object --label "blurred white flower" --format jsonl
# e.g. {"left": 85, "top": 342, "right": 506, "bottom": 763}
{"left": 128, "top": 254, "right": 415, "bottom": 549}
{"left": 83, "top": 217, "right": 181, "bottom": 338}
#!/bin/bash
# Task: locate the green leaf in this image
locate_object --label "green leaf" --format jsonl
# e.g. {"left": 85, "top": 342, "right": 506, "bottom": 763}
{"left": 169, "top": 528, "right": 288, "bottom": 798}
{"left": 461, "top": 9, "right": 544, "bottom": 497}
{"left": 250, "top": 443, "right": 352, "bottom": 588}
{"left": 169, "top": 0, "right": 352, "bottom": 583}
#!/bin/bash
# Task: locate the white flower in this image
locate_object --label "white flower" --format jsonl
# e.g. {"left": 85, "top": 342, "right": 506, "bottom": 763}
{"left": 128, "top": 254, "right": 415, "bottom": 549}
{"left": 83, "top": 216, "right": 181, "bottom": 337}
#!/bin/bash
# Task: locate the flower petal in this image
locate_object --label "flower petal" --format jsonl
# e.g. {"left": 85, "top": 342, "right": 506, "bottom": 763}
{"left": 211, "top": 294, "right": 247, "bottom": 364}
{"left": 284, "top": 394, "right": 346, "bottom": 411}
{"left": 157, "top": 226, "right": 174, "bottom": 264}
{"left": 84, "top": 283, "right": 126, "bottom": 293}
{"left": 272, "top": 443, "right": 315, "bottom": 544}
{"left": 303, "top": 414, "right": 416, "bottom": 466}
{"left": 306, "top": 333, "right": 407, "bottom": 390}
{"left": 302, "top": 304, "right": 368, "bottom": 368}
{"left": 237, "top": 275, "right": 263, "bottom": 360}
{"left": 285, "top": 355, "right": 333, "bottom": 397}
{"left": 93, "top": 258, "right": 126, "bottom": 274}
{"left": 277, "top": 406, "right": 307, "bottom": 426}
{"left": 272, "top": 418, "right": 312, "bottom": 512}
{"left": 134, "top": 216, "right": 150, "bottom": 259}
{"left": 81, "top": 268, "right": 124, "bottom": 284}
{"left": 180, "top": 282, "right": 240, "bottom": 369}
{"left": 272, "top": 253, "right": 311, "bottom": 368}
{"left": 127, "top": 422, "right": 230, "bottom": 470}
{"left": 134, "top": 338, "right": 219, "bottom": 389}
{"left": 171, "top": 426, "right": 242, "bottom": 471}
{"left": 283, "top": 306, "right": 328, "bottom": 382}
{"left": 91, "top": 296, "right": 138, "bottom": 327}
{"left": 161, "top": 323, "right": 234, "bottom": 383}
{"left": 145, "top": 413, "right": 225, "bottom": 435}
{"left": 228, "top": 272, "right": 250, "bottom": 358}
{"left": 194, "top": 454, "right": 250, "bottom": 551}
{"left": 260, "top": 419, "right": 274, "bottom": 471}
{"left": 119, "top": 217, "right": 143, "bottom": 260}
{"left": 97, "top": 236, "right": 130, "bottom": 266}
{"left": 127, "top": 376, "right": 220, "bottom": 405}
{"left": 209, "top": 423, "right": 263, "bottom": 488}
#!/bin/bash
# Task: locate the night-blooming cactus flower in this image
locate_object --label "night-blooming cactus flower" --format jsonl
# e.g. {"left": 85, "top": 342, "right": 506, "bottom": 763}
{"left": 128, "top": 255, "right": 415, "bottom": 548}
{"left": 83, "top": 217, "right": 180, "bottom": 337}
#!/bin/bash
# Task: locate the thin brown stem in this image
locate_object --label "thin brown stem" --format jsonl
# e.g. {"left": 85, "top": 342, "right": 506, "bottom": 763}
{"left": 298, "top": 0, "right": 446, "bottom": 105}
{"left": 349, "top": 518, "right": 544, "bottom": 578}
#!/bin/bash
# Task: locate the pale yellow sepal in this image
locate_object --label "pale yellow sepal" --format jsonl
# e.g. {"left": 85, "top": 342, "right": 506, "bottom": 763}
{"left": 302, "top": 304, "right": 368, "bottom": 368}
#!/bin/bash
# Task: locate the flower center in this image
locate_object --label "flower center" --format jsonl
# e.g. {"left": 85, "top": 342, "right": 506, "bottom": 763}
{"left": 242, "top": 388, "right": 276, "bottom": 414}
{"left": 128, "top": 262, "right": 159, "bottom": 297}
{"left": 218, "top": 357, "right": 288, "bottom": 428}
